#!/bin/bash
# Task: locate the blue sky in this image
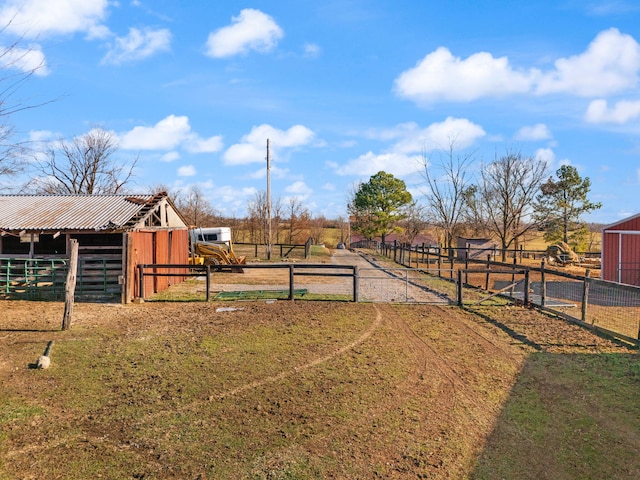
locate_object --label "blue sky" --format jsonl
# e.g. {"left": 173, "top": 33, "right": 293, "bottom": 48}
{"left": 2, "top": 0, "right": 640, "bottom": 223}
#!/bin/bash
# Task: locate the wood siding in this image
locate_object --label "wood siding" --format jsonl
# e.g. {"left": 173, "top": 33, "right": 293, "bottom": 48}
{"left": 129, "top": 229, "right": 189, "bottom": 300}
{"left": 602, "top": 214, "right": 640, "bottom": 286}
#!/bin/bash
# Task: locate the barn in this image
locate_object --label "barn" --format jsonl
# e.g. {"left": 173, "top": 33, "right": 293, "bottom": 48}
{"left": 0, "top": 192, "right": 189, "bottom": 302}
{"left": 602, "top": 213, "right": 640, "bottom": 286}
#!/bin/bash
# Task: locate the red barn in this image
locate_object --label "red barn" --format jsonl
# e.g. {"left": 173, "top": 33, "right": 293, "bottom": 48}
{"left": 602, "top": 213, "right": 640, "bottom": 286}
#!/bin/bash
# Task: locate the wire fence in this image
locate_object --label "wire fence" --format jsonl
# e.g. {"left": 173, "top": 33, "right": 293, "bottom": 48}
{"left": 361, "top": 244, "right": 639, "bottom": 344}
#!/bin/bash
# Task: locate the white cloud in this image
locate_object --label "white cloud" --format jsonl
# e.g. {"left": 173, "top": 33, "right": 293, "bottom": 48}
{"left": 102, "top": 27, "right": 171, "bottom": 65}
{"left": 373, "top": 118, "right": 486, "bottom": 154}
{"left": 394, "top": 46, "right": 534, "bottom": 103}
{"left": 334, "top": 152, "right": 422, "bottom": 177}
{"left": 161, "top": 151, "right": 180, "bottom": 162}
{"left": 303, "top": 43, "right": 321, "bottom": 58}
{"left": 536, "top": 28, "right": 640, "bottom": 96}
{"left": 515, "top": 123, "right": 552, "bottom": 141}
{"left": 119, "top": 115, "right": 223, "bottom": 153}
{"left": 0, "top": 44, "right": 49, "bottom": 75}
{"left": 177, "top": 165, "right": 196, "bottom": 177}
{"left": 121, "top": 115, "right": 192, "bottom": 150}
{"left": 205, "top": 8, "right": 283, "bottom": 58}
{"left": 322, "top": 182, "right": 336, "bottom": 191}
{"left": 223, "top": 124, "right": 316, "bottom": 165}
{"left": 29, "top": 130, "right": 56, "bottom": 142}
{"left": 394, "top": 28, "right": 640, "bottom": 104}
{"left": 0, "top": 0, "right": 111, "bottom": 39}
{"left": 534, "top": 147, "right": 555, "bottom": 166}
{"left": 285, "top": 181, "right": 313, "bottom": 195}
{"left": 585, "top": 98, "right": 640, "bottom": 123}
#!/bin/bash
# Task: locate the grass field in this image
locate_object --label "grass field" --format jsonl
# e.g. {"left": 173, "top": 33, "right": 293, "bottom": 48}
{"left": 0, "top": 299, "right": 637, "bottom": 479}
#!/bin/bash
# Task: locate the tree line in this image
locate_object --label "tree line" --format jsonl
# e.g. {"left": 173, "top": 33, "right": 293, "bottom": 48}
{"left": 348, "top": 145, "right": 601, "bottom": 261}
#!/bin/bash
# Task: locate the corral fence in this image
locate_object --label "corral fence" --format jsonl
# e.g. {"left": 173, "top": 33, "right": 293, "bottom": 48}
{"left": 233, "top": 238, "right": 313, "bottom": 260}
{"left": 355, "top": 243, "right": 638, "bottom": 344}
{"left": 0, "top": 256, "right": 121, "bottom": 300}
{"left": 354, "top": 239, "right": 601, "bottom": 264}
{"left": 137, "top": 263, "right": 358, "bottom": 302}
{"left": 138, "top": 257, "right": 639, "bottom": 344}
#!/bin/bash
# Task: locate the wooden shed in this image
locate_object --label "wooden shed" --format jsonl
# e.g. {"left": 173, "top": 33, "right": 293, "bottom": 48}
{"left": 0, "top": 192, "right": 189, "bottom": 302}
{"left": 602, "top": 213, "right": 640, "bottom": 286}
{"left": 456, "top": 237, "right": 497, "bottom": 260}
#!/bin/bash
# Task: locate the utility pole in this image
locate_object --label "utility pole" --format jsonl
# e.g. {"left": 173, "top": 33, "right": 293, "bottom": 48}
{"left": 266, "top": 138, "right": 272, "bottom": 260}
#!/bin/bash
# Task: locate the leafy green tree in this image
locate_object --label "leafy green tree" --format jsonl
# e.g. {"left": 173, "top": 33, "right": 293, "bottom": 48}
{"left": 348, "top": 171, "right": 413, "bottom": 244}
{"left": 535, "top": 165, "right": 602, "bottom": 249}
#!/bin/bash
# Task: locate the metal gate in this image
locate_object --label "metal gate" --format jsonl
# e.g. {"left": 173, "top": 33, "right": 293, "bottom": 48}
{"left": 357, "top": 267, "right": 452, "bottom": 303}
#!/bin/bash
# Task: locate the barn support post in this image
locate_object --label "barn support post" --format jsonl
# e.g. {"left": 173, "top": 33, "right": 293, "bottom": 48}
{"left": 62, "top": 239, "right": 79, "bottom": 330}
{"left": 124, "top": 233, "right": 135, "bottom": 304}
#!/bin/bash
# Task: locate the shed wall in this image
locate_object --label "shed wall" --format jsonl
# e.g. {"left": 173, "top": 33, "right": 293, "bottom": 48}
{"left": 129, "top": 229, "right": 189, "bottom": 300}
{"left": 602, "top": 214, "right": 640, "bottom": 286}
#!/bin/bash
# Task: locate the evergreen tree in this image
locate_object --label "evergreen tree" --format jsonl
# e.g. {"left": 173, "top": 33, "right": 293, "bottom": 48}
{"left": 348, "top": 171, "right": 412, "bottom": 244}
{"left": 535, "top": 165, "right": 602, "bottom": 249}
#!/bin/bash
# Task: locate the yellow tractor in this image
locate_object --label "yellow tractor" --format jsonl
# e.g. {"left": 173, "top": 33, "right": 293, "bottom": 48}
{"left": 189, "top": 227, "right": 246, "bottom": 270}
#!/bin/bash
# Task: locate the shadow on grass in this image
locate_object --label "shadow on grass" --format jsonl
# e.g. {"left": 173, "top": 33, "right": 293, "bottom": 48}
{"left": 470, "top": 352, "right": 640, "bottom": 480}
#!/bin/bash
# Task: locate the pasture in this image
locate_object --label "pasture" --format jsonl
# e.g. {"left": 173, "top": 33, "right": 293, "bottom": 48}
{"left": 0, "top": 299, "right": 637, "bottom": 479}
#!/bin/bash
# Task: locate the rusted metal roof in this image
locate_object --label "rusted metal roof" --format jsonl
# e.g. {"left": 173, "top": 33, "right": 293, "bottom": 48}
{"left": 0, "top": 194, "right": 162, "bottom": 232}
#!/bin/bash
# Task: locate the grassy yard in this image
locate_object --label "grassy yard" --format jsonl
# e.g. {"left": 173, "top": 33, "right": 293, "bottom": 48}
{"left": 0, "top": 300, "right": 637, "bottom": 479}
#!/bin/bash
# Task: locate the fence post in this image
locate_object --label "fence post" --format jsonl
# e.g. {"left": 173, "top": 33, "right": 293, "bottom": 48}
{"left": 405, "top": 269, "right": 409, "bottom": 302}
{"left": 62, "top": 239, "right": 79, "bottom": 330}
{"left": 288, "top": 264, "right": 295, "bottom": 301}
{"left": 353, "top": 266, "right": 359, "bottom": 302}
{"left": 465, "top": 256, "right": 469, "bottom": 285}
{"left": 449, "top": 256, "right": 454, "bottom": 279}
{"left": 485, "top": 254, "right": 491, "bottom": 290}
{"left": 437, "top": 250, "right": 442, "bottom": 278}
{"left": 408, "top": 245, "right": 411, "bottom": 267}
{"left": 582, "top": 269, "right": 591, "bottom": 324}
{"left": 421, "top": 243, "right": 425, "bottom": 264}
{"left": 138, "top": 264, "right": 145, "bottom": 301}
{"left": 524, "top": 268, "right": 530, "bottom": 306}
{"left": 393, "top": 240, "right": 397, "bottom": 263}
{"left": 205, "top": 265, "right": 211, "bottom": 302}
{"left": 540, "top": 259, "right": 546, "bottom": 307}
{"left": 457, "top": 269, "right": 463, "bottom": 306}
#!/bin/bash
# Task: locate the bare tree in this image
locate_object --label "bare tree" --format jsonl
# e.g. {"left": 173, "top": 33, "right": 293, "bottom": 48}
{"left": 246, "top": 191, "right": 282, "bottom": 245}
{"left": 175, "top": 185, "right": 221, "bottom": 227}
{"left": 30, "top": 128, "right": 138, "bottom": 194}
{"left": 397, "top": 202, "right": 427, "bottom": 245}
{"left": 287, "top": 197, "right": 311, "bottom": 244}
{"left": 421, "top": 142, "right": 475, "bottom": 254}
{"left": 309, "top": 215, "right": 326, "bottom": 245}
{"left": 475, "top": 151, "right": 547, "bottom": 261}
{"left": 0, "top": 26, "right": 54, "bottom": 191}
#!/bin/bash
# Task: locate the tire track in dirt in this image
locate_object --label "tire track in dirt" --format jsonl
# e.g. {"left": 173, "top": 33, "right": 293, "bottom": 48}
{"left": 217, "top": 304, "right": 384, "bottom": 399}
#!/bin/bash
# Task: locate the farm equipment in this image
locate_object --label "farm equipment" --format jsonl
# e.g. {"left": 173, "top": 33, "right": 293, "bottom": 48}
{"left": 189, "top": 227, "right": 246, "bottom": 271}
{"left": 545, "top": 241, "right": 579, "bottom": 266}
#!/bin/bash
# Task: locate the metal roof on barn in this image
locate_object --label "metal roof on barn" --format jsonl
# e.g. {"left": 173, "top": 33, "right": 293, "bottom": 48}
{"left": 0, "top": 193, "right": 164, "bottom": 232}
